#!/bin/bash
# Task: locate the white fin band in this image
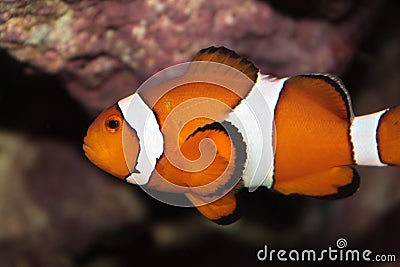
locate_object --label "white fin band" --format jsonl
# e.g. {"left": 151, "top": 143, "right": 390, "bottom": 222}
{"left": 350, "top": 109, "right": 388, "bottom": 166}
{"left": 118, "top": 93, "right": 164, "bottom": 185}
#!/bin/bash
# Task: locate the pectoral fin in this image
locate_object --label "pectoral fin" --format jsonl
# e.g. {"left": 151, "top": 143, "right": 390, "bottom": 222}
{"left": 179, "top": 122, "right": 245, "bottom": 196}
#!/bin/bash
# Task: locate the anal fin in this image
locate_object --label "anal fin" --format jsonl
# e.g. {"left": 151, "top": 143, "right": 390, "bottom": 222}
{"left": 272, "top": 166, "right": 360, "bottom": 199}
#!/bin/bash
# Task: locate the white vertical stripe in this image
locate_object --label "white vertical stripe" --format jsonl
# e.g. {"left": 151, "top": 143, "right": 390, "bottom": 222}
{"left": 350, "top": 109, "right": 388, "bottom": 166}
{"left": 226, "top": 73, "right": 287, "bottom": 191}
{"left": 118, "top": 93, "right": 164, "bottom": 185}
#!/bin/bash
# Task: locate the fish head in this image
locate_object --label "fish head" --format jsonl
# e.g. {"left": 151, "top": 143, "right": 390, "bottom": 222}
{"left": 83, "top": 104, "right": 140, "bottom": 179}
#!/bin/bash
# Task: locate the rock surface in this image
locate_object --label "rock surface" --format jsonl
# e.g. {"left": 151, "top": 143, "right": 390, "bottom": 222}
{"left": 0, "top": 0, "right": 383, "bottom": 111}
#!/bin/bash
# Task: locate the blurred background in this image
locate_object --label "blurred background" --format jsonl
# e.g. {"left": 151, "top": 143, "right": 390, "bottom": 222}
{"left": 0, "top": 0, "right": 399, "bottom": 266}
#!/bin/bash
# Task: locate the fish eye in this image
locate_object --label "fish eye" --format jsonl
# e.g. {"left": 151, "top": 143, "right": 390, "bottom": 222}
{"left": 105, "top": 116, "right": 122, "bottom": 132}
{"left": 108, "top": 120, "right": 119, "bottom": 129}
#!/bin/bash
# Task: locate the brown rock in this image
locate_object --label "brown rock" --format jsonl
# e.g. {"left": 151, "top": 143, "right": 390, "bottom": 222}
{"left": 0, "top": 0, "right": 384, "bottom": 112}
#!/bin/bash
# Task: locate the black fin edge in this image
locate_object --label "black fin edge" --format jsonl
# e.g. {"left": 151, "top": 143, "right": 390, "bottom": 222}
{"left": 211, "top": 195, "right": 242, "bottom": 225}
{"left": 213, "top": 121, "right": 247, "bottom": 197}
{"left": 272, "top": 167, "right": 361, "bottom": 200}
{"left": 376, "top": 107, "right": 395, "bottom": 165}
{"left": 297, "top": 74, "right": 352, "bottom": 121}
{"left": 292, "top": 74, "right": 356, "bottom": 164}
{"left": 193, "top": 46, "right": 259, "bottom": 83}
{"left": 186, "top": 121, "right": 228, "bottom": 140}
{"left": 311, "top": 167, "right": 360, "bottom": 200}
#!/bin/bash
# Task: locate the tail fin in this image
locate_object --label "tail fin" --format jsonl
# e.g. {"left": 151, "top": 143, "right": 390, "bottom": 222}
{"left": 377, "top": 106, "right": 400, "bottom": 165}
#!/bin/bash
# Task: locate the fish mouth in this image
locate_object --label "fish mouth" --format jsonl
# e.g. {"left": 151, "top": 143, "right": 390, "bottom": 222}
{"left": 82, "top": 137, "right": 94, "bottom": 158}
{"left": 82, "top": 143, "right": 91, "bottom": 157}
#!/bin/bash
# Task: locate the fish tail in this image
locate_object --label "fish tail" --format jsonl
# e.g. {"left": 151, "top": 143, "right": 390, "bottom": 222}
{"left": 376, "top": 106, "right": 400, "bottom": 165}
{"left": 351, "top": 106, "right": 400, "bottom": 166}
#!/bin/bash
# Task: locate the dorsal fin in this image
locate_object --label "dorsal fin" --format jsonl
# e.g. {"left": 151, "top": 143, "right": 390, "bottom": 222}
{"left": 141, "top": 47, "right": 259, "bottom": 145}
{"left": 292, "top": 74, "right": 354, "bottom": 121}
{"left": 189, "top": 46, "right": 259, "bottom": 83}
{"left": 139, "top": 46, "right": 258, "bottom": 116}
{"left": 273, "top": 73, "right": 355, "bottom": 179}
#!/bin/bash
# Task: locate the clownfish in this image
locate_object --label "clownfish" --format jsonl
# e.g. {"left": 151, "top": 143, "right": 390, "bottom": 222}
{"left": 83, "top": 46, "right": 400, "bottom": 224}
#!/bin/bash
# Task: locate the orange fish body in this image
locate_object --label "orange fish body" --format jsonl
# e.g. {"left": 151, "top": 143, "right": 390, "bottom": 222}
{"left": 83, "top": 46, "right": 400, "bottom": 224}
